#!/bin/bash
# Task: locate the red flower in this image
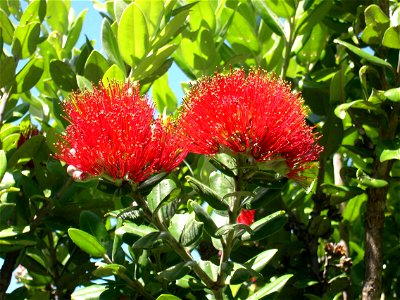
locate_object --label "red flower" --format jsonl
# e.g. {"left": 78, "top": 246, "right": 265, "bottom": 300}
{"left": 237, "top": 209, "right": 255, "bottom": 225}
{"left": 178, "top": 69, "right": 323, "bottom": 178}
{"left": 54, "top": 82, "right": 186, "bottom": 183}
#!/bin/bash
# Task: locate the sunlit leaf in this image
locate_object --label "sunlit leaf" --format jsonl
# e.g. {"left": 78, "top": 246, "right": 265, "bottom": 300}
{"left": 68, "top": 228, "right": 107, "bottom": 258}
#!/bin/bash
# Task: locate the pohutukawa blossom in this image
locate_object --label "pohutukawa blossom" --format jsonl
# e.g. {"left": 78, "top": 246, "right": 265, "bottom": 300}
{"left": 54, "top": 82, "right": 186, "bottom": 183}
{"left": 237, "top": 209, "right": 255, "bottom": 226}
{"left": 178, "top": 69, "right": 323, "bottom": 178}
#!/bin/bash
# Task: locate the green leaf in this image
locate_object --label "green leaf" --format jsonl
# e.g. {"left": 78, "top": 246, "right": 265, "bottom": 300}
{"left": 189, "top": 200, "right": 218, "bottom": 237}
{"left": 343, "top": 194, "right": 367, "bottom": 223}
{"left": 84, "top": 50, "right": 110, "bottom": 83}
{"left": 11, "top": 21, "right": 40, "bottom": 59}
{"left": 0, "top": 9, "right": 15, "bottom": 44}
{"left": 384, "top": 87, "right": 400, "bottom": 102}
{"left": 247, "top": 274, "right": 293, "bottom": 300}
{"left": 295, "top": 0, "right": 332, "bottom": 35}
{"left": 8, "top": 135, "right": 45, "bottom": 168}
{"left": 297, "top": 24, "right": 327, "bottom": 67}
{"left": 198, "top": 260, "right": 219, "bottom": 282}
{"left": 0, "top": 56, "right": 16, "bottom": 88}
{"left": 132, "top": 231, "right": 167, "bottom": 249}
{"left": 189, "top": 0, "right": 215, "bottom": 32}
{"left": 152, "top": 72, "right": 177, "bottom": 114}
{"left": 46, "top": 0, "right": 68, "bottom": 34}
{"left": 156, "top": 295, "right": 182, "bottom": 300}
{"left": 19, "top": 0, "right": 46, "bottom": 25}
{"left": 0, "top": 225, "right": 30, "bottom": 238}
{"left": 138, "top": 172, "right": 169, "bottom": 194}
{"left": 320, "top": 113, "right": 343, "bottom": 157}
{"left": 76, "top": 75, "right": 93, "bottom": 91}
{"left": 244, "top": 249, "right": 278, "bottom": 272}
{"left": 215, "top": 223, "right": 252, "bottom": 238}
{"left": 179, "top": 213, "right": 203, "bottom": 247}
{"left": 50, "top": 60, "right": 78, "bottom": 92}
{"left": 209, "top": 154, "right": 236, "bottom": 177}
{"left": 251, "top": 0, "right": 284, "bottom": 36}
{"left": 0, "top": 150, "right": 6, "bottom": 181}
{"left": 102, "top": 64, "right": 126, "bottom": 86}
{"left": 308, "top": 216, "right": 331, "bottom": 237}
{"left": 118, "top": 2, "right": 149, "bottom": 66}
{"left": 68, "top": 228, "right": 107, "bottom": 258}
{"left": 135, "top": 0, "right": 164, "bottom": 38}
{"left": 116, "top": 222, "right": 157, "bottom": 238}
{"left": 13, "top": 56, "right": 43, "bottom": 94}
{"left": 71, "top": 285, "right": 108, "bottom": 300}
{"left": 334, "top": 39, "right": 393, "bottom": 69}
{"left": 361, "top": 4, "right": 390, "bottom": 45}
{"left": 356, "top": 169, "right": 388, "bottom": 188}
{"left": 382, "top": 26, "right": 400, "bottom": 49}
{"left": 186, "top": 175, "right": 229, "bottom": 210}
{"left": 93, "top": 263, "right": 127, "bottom": 277}
{"left": 79, "top": 210, "right": 109, "bottom": 247}
{"left": 147, "top": 179, "right": 177, "bottom": 212}
{"left": 242, "top": 210, "right": 287, "bottom": 241}
{"left": 101, "top": 19, "right": 125, "bottom": 71}
{"left": 151, "top": 9, "right": 189, "bottom": 50}
{"left": 157, "top": 262, "right": 192, "bottom": 281}
{"left": 64, "top": 9, "right": 87, "bottom": 53}
{"left": 264, "top": 0, "right": 295, "bottom": 18}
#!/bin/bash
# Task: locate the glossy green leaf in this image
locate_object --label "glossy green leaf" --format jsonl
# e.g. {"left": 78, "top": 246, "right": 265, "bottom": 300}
{"left": 179, "top": 213, "right": 203, "bottom": 246}
{"left": 247, "top": 274, "right": 293, "bottom": 300}
{"left": 8, "top": 135, "right": 45, "bottom": 168}
{"left": 198, "top": 260, "right": 219, "bottom": 282}
{"left": 135, "top": 0, "right": 164, "bottom": 38}
{"left": 245, "top": 249, "right": 278, "bottom": 272}
{"left": 215, "top": 223, "right": 252, "bottom": 238}
{"left": 334, "top": 39, "right": 392, "bottom": 69}
{"left": 320, "top": 113, "right": 343, "bottom": 157}
{"left": 76, "top": 75, "right": 93, "bottom": 91}
{"left": 251, "top": 0, "right": 284, "bottom": 36}
{"left": 242, "top": 210, "right": 287, "bottom": 241}
{"left": 84, "top": 50, "right": 110, "bottom": 83}
{"left": 297, "top": 24, "right": 327, "bottom": 67}
{"left": 295, "top": 0, "right": 331, "bottom": 36}
{"left": 0, "top": 9, "right": 14, "bottom": 44}
{"left": 147, "top": 179, "right": 177, "bottom": 212}
{"left": 264, "top": 0, "right": 295, "bottom": 18}
{"left": 116, "top": 222, "right": 157, "bottom": 238}
{"left": 152, "top": 72, "right": 177, "bottom": 114}
{"left": 0, "top": 124, "right": 20, "bottom": 151}
{"left": 132, "top": 231, "right": 167, "bottom": 249}
{"left": 93, "top": 263, "right": 126, "bottom": 277}
{"left": 186, "top": 175, "right": 229, "bottom": 210}
{"left": 380, "top": 148, "right": 400, "bottom": 162}
{"left": 132, "top": 43, "right": 178, "bottom": 80}
{"left": 20, "top": 0, "right": 46, "bottom": 25}
{"left": 0, "top": 225, "right": 30, "bottom": 238}
{"left": 64, "top": 9, "right": 87, "bottom": 53}
{"left": 102, "top": 64, "right": 125, "bottom": 86}
{"left": 343, "top": 194, "right": 367, "bottom": 223}
{"left": 118, "top": 2, "right": 149, "bottom": 66}
{"left": 382, "top": 26, "right": 400, "bottom": 49}
{"left": 70, "top": 285, "right": 108, "bottom": 300}
{"left": 0, "top": 150, "right": 6, "bottom": 181}
{"left": 11, "top": 21, "right": 40, "bottom": 59}
{"left": 156, "top": 295, "right": 182, "bottom": 300}
{"left": 50, "top": 60, "right": 78, "bottom": 91}
{"left": 46, "top": 0, "right": 68, "bottom": 34}
{"left": 79, "top": 210, "right": 109, "bottom": 247}
{"left": 101, "top": 19, "right": 125, "bottom": 70}
{"left": 189, "top": 200, "right": 218, "bottom": 237}
{"left": 138, "top": 172, "right": 168, "bottom": 194}
{"left": 361, "top": 4, "right": 390, "bottom": 45}
{"left": 151, "top": 9, "right": 189, "bottom": 50}
{"left": 157, "top": 262, "right": 192, "bottom": 281}
{"left": 0, "top": 56, "right": 15, "bottom": 88}
{"left": 385, "top": 87, "right": 400, "bottom": 102}
{"left": 68, "top": 228, "right": 107, "bottom": 258}
{"left": 189, "top": 0, "right": 215, "bottom": 32}
{"left": 356, "top": 169, "right": 388, "bottom": 188}
{"left": 209, "top": 171, "right": 234, "bottom": 201}
{"left": 15, "top": 57, "right": 44, "bottom": 93}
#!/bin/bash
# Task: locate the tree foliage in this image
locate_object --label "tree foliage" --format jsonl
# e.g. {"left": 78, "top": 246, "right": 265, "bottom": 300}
{"left": 0, "top": 0, "right": 400, "bottom": 299}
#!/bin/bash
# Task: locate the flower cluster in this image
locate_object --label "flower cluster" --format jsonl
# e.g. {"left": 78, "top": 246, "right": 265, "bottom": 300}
{"left": 178, "top": 69, "right": 323, "bottom": 178}
{"left": 54, "top": 82, "right": 186, "bottom": 183}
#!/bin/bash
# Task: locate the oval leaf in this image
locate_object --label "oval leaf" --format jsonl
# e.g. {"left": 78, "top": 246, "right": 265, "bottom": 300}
{"left": 68, "top": 228, "right": 107, "bottom": 258}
